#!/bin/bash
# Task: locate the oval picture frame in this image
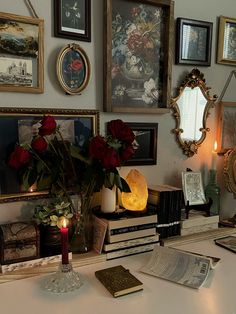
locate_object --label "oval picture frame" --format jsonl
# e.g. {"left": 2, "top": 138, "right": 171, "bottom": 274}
{"left": 57, "top": 43, "right": 90, "bottom": 95}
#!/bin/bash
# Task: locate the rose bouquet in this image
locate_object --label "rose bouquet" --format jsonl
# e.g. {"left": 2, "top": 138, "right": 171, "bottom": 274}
{"left": 8, "top": 116, "right": 135, "bottom": 220}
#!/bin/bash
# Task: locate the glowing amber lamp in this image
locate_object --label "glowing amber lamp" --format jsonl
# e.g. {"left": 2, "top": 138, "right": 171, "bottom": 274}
{"left": 61, "top": 218, "right": 69, "bottom": 265}
{"left": 121, "top": 169, "right": 148, "bottom": 211}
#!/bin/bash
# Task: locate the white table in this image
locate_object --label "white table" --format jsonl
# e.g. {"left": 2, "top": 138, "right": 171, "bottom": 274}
{"left": 0, "top": 238, "right": 235, "bottom": 314}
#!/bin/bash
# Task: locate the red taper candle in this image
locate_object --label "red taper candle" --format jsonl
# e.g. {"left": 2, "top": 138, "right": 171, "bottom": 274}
{"left": 61, "top": 218, "right": 69, "bottom": 265}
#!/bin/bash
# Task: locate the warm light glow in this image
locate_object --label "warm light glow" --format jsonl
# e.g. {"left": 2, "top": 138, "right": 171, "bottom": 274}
{"left": 28, "top": 182, "right": 37, "bottom": 193}
{"left": 121, "top": 169, "right": 148, "bottom": 211}
{"left": 62, "top": 218, "right": 67, "bottom": 228}
{"left": 214, "top": 140, "right": 217, "bottom": 152}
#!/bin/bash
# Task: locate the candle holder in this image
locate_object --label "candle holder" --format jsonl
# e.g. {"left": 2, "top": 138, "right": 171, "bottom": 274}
{"left": 42, "top": 262, "right": 82, "bottom": 293}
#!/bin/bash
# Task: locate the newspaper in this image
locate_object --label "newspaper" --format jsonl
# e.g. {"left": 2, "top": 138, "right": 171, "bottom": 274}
{"left": 140, "top": 245, "right": 218, "bottom": 289}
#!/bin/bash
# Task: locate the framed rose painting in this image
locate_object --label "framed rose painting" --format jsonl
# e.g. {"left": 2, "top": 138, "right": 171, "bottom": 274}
{"left": 104, "top": 0, "right": 174, "bottom": 113}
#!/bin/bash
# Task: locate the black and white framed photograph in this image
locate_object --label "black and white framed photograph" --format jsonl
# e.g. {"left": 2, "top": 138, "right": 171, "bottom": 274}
{"left": 214, "top": 236, "right": 236, "bottom": 253}
{"left": 182, "top": 171, "right": 206, "bottom": 206}
{"left": 125, "top": 123, "right": 158, "bottom": 166}
{"left": 54, "top": 0, "right": 91, "bottom": 42}
{"left": 175, "top": 18, "right": 213, "bottom": 66}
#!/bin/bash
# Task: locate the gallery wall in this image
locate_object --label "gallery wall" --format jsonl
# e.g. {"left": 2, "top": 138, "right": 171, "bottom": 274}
{"left": 0, "top": 0, "right": 235, "bottom": 223}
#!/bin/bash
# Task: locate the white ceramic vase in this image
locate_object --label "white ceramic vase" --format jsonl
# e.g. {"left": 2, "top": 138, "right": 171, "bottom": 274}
{"left": 100, "top": 186, "right": 116, "bottom": 213}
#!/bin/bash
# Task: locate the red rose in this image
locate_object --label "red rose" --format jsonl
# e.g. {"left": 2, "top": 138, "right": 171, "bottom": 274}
{"left": 8, "top": 145, "right": 31, "bottom": 170}
{"left": 107, "top": 119, "right": 135, "bottom": 143}
{"left": 101, "top": 147, "right": 120, "bottom": 169}
{"left": 89, "top": 136, "right": 107, "bottom": 160}
{"left": 121, "top": 145, "right": 135, "bottom": 161}
{"left": 38, "top": 115, "right": 57, "bottom": 136}
{"left": 70, "top": 59, "right": 83, "bottom": 71}
{"left": 31, "top": 136, "right": 48, "bottom": 153}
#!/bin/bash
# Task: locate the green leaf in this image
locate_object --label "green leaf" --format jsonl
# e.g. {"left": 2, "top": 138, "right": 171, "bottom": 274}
{"left": 70, "top": 145, "right": 89, "bottom": 163}
{"left": 120, "top": 177, "right": 131, "bottom": 192}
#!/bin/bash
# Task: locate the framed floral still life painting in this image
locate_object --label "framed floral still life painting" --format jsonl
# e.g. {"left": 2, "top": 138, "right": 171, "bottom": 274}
{"left": 217, "top": 102, "right": 236, "bottom": 153}
{"left": 217, "top": 16, "right": 236, "bottom": 65}
{"left": 57, "top": 43, "right": 90, "bottom": 95}
{"left": 104, "top": 0, "right": 174, "bottom": 113}
{"left": 54, "top": 0, "right": 91, "bottom": 42}
{"left": 0, "top": 12, "right": 44, "bottom": 93}
{"left": 175, "top": 18, "right": 212, "bottom": 66}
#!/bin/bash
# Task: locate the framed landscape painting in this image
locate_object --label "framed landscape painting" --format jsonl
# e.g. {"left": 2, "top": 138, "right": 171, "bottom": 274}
{"left": 0, "top": 12, "right": 44, "bottom": 93}
{"left": 104, "top": 0, "right": 174, "bottom": 113}
{"left": 175, "top": 18, "right": 212, "bottom": 66}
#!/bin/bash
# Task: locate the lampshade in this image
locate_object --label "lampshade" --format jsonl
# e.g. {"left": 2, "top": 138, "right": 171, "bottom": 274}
{"left": 121, "top": 169, "right": 148, "bottom": 211}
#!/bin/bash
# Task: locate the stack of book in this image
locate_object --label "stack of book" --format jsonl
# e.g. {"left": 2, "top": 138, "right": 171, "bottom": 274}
{"left": 94, "top": 211, "right": 159, "bottom": 260}
{"left": 147, "top": 185, "right": 183, "bottom": 238}
{"left": 180, "top": 210, "right": 219, "bottom": 236}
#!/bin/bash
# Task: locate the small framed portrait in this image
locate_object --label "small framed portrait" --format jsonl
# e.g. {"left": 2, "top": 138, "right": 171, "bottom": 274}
{"left": 217, "top": 16, "right": 236, "bottom": 65}
{"left": 54, "top": 0, "right": 91, "bottom": 42}
{"left": 56, "top": 43, "right": 90, "bottom": 95}
{"left": 124, "top": 123, "right": 158, "bottom": 166}
{"left": 175, "top": 18, "right": 213, "bottom": 66}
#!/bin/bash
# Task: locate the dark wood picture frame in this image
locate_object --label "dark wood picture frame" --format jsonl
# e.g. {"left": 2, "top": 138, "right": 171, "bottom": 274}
{"left": 0, "top": 107, "right": 99, "bottom": 203}
{"left": 104, "top": 0, "right": 174, "bottom": 113}
{"left": 56, "top": 43, "right": 91, "bottom": 95}
{"left": 217, "top": 16, "right": 236, "bottom": 65}
{"left": 0, "top": 12, "right": 44, "bottom": 93}
{"left": 125, "top": 123, "right": 158, "bottom": 166}
{"left": 175, "top": 17, "right": 212, "bottom": 66}
{"left": 54, "top": 0, "right": 91, "bottom": 42}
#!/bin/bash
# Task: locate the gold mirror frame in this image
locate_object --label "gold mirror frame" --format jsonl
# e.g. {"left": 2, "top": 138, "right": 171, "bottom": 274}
{"left": 170, "top": 69, "right": 217, "bottom": 157}
{"left": 224, "top": 146, "right": 236, "bottom": 196}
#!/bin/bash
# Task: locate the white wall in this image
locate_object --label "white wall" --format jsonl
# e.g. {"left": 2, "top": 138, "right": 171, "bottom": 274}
{"left": 0, "top": 0, "right": 235, "bottom": 223}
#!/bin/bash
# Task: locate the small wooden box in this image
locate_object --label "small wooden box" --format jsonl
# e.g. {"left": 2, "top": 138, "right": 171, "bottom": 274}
{"left": 0, "top": 221, "right": 40, "bottom": 265}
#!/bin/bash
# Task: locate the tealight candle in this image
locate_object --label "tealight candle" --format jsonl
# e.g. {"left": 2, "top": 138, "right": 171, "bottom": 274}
{"left": 61, "top": 218, "right": 69, "bottom": 265}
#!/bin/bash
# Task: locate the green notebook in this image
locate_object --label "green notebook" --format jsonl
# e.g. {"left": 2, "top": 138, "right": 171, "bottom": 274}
{"left": 95, "top": 265, "right": 143, "bottom": 297}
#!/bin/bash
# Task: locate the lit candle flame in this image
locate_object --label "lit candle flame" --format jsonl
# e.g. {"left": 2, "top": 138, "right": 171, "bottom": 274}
{"left": 213, "top": 140, "right": 217, "bottom": 152}
{"left": 62, "top": 218, "right": 67, "bottom": 228}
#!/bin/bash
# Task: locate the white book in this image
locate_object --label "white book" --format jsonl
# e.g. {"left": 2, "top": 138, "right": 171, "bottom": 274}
{"left": 181, "top": 213, "right": 219, "bottom": 229}
{"left": 180, "top": 222, "right": 219, "bottom": 236}
{"left": 106, "top": 243, "right": 158, "bottom": 260}
{"left": 0, "top": 252, "right": 72, "bottom": 274}
{"left": 103, "top": 234, "right": 159, "bottom": 252}
{"left": 106, "top": 227, "right": 157, "bottom": 243}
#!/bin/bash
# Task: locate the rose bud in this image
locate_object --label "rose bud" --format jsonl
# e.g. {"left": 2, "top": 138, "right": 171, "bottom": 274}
{"left": 31, "top": 136, "right": 48, "bottom": 153}
{"left": 121, "top": 145, "right": 135, "bottom": 161}
{"left": 38, "top": 115, "right": 57, "bottom": 136}
{"left": 8, "top": 145, "right": 31, "bottom": 170}
{"left": 107, "top": 119, "right": 135, "bottom": 143}
{"left": 101, "top": 147, "right": 120, "bottom": 169}
{"left": 89, "top": 136, "right": 107, "bottom": 160}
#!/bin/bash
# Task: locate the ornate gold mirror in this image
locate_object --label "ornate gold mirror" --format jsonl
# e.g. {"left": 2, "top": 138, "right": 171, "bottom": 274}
{"left": 171, "top": 69, "right": 217, "bottom": 157}
{"left": 224, "top": 146, "right": 236, "bottom": 196}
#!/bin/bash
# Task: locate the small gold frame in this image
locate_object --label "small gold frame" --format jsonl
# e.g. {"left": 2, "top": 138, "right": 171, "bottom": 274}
{"left": 56, "top": 43, "right": 90, "bottom": 95}
{"left": 217, "top": 16, "right": 236, "bottom": 65}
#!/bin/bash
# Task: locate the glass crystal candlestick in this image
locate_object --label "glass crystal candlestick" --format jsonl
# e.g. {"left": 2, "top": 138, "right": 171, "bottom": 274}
{"left": 42, "top": 262, "right": 82, "bottom": 293}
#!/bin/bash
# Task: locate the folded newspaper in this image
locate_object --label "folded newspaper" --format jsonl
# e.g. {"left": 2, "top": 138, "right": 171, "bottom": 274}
{"left": 140, "top": 245, "right": 220, "bottom": 289}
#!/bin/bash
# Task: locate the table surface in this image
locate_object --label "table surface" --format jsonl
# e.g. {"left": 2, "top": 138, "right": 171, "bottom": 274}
{"left": 0, "top": 234, "right": 236, "bottom": 314}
